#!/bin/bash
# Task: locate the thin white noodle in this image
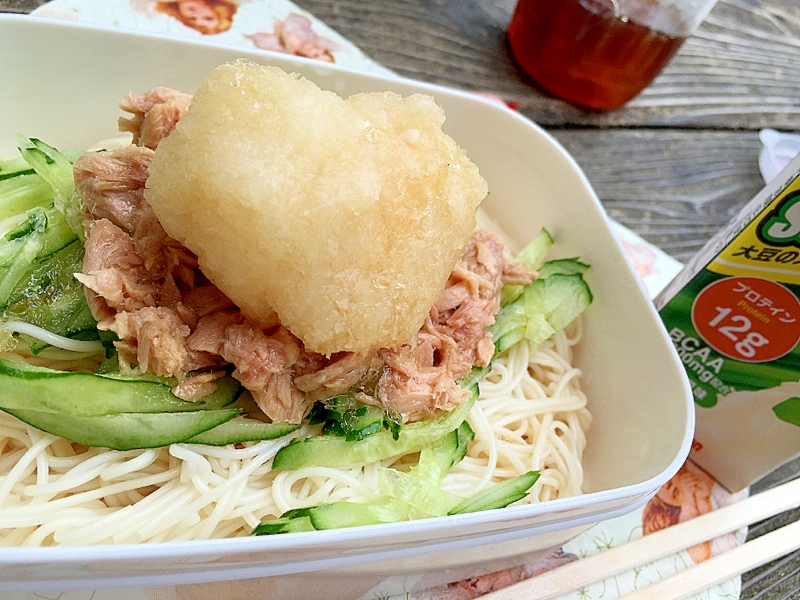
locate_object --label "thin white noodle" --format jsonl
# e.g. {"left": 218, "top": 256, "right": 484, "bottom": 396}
{"left": 0, "top": 318, "right": 591, "bottom": 545}
{"left": 56, "top": 478, "right": 187, "bottom": 545}
{"left": 24, "top": 450, "right": 125, "bottom": 497}
{"left": 0, "top": 429, "right": 57, "bottom": 506}
{"left": 443, "top": 327, "right": 591, "bottom": 504}
{"left": 133, "top": 487, "right": 197, "bottom": 541}
{"left": 0, "top": 525, "right": 36, "bottom": 547}
{"left": 0, "top": 468, "right": 180, "bottom": 527}
{"left": 100, "top": 449, "right": 159, "bottom": 481}
{"left": 0, "top": 321, "right": 104, "bottom": 354}
{"left": 24, "top": 510, "right": 105, "bottom": 547}
{"left": 197, "top": 464, "right": 246, "bottom": 540}
{"left": 35, "top": 444, "right": 49, "bottom": 487}
{"left": 0, "top": 448, "right": 26, "bottom": 478}
{"left": 464, "top": 402, "right": 497, "bottom": 493}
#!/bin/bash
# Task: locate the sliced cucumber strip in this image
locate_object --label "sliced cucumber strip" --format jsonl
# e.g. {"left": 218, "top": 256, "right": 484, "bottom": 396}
{"left": 185, "top": 418, "right": 299, "bottom": 445}
{"left": 516, "top": 228, "right": 553, "bottom": 269}
{"left": 0, "top": 359, "right": 240, "bottom": 416}
{"left": 447, "top": 471, "right": 540, "bottom": 515}
{"left": 272, "top": 384, "right": 477, "bottom": 470}
{"left": 412, "top": 420, "right": 474, "bottom": 484}
{"left": 379, "top": 467, "right": 460, "bottom": 517}
{"left": 491, "top": 272, "right": 592, "bottom": 355}
{"left": 279, "top": 497, "right": 409, "bottom": 532}
{"left": 252, "top": 516, "right": 315, "bottom": 534}
{"left": 536, "top": 258, "right": 590, "bottom": 278}
{"left": 0, "top": 155, "right": 35, "bottom": 182}
{"left": 2, "top": 241, "right": 96, "bottom": 347}
{"left": 500, "top": 228, "right": 554, "bottom": 305}
{"left": 4, "top": 406, "right": 240, "bottom": 451}
{"left": 16, "top": 136, "right": 75, "bottom": 206}
{"left": 306, "top": 501, "right": 385, "bottom": 529}
{"left": 320, "top": 403, "right": 387, "bottom": 441}
{"left": 0, "top": 174, "right": 52, "bottom": 219}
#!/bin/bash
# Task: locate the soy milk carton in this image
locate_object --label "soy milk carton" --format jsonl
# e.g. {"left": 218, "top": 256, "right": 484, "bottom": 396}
{"left": 656, "top": 153, "right": 800, "bottom": 492}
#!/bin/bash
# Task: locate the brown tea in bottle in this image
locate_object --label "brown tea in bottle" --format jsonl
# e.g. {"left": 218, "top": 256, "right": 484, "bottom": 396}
{"left": 507, "top": 0, "right": 685, "bottom": 111}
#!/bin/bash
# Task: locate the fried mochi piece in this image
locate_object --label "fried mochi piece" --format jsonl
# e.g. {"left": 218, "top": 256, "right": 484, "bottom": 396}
{"left": 144, "top": 60, "right": 489, "bottom": 355}
{"left": 74, "top": 69, "right": 534, "bottom": 423}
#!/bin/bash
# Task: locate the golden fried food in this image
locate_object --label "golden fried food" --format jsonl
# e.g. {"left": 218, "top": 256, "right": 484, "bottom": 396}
{"left": 145, "top": 60, "right": 488, "bottom": 354}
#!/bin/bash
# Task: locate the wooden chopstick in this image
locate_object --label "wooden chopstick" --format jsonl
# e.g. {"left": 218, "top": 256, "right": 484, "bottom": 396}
{"left": 480, "top": 476, "right": 800, "bottom": 600}
{"left": 620, "top": 517, "right": 800, "bottom": 599}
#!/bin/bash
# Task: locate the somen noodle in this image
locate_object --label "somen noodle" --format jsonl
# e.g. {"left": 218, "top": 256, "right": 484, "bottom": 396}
{"left": 0, "top": 321, "right": 589, "bottom": 546}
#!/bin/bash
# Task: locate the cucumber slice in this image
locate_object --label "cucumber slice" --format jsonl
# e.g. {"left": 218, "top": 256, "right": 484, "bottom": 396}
{"left": 461, "top": 364, "right": 491, "bottom": 389}
{"left": 536, "top": 258, "right": 590, "bottom": 278}
{"left": 16, "top": 137, "right": 83, "bottom": 238}
{"left": 546, "top": 275, "right": 593, "bottom": 331}
{"left": 500, "top": 228, "right": 554, "bottom": 305}
{"left": 0, "top": 204, "right": 79, "bottom": 311}
{"left": 0, "top": 359, "right": 240, "bottom": 416}
{"left": 279, "top": 507, "right": 316, "bottom": 520}
{"left": 3, "top": 406, "right": 240, "bottom": 451}
{"left": 491, "top": 301, "right": 527, "bottom": 355}
{"left": 0, "top": 156, "right": 36, "bottom": 182}
{"left": 0, "top": 174, "right": 53, "bottom": 218}
{"left": 16, "top": 136, "right": 75, "bottom": 206}
{"left": 515, "top": 228, "right": 553, "bottom": 269}
{"left": 320, "top": 403, "right": 387, "bottom": 441}
{"left": 297, "top": 498, "right": 409, "bottom": 531}
{"left": 184, "top": 418, "right": 299, "bottom": 445}
{"left": 378, "top": 421, "right": 473, "bottom": 516}
{"left": 33, "top": 207, "right": 80, "bottom": 260}
{"left": 379, "top": 467, "right": 460, "bottom": 517}
{"left": 491, "top": 272, "right": 592, "bottom": 355}
{"left": 447, "top": 471, "right": 540, "bottom": 515}
{"left": 412, "top": 420, "right": 474, "bottom": 484}
{"left": 252, "top": 516, "right": 315, "bottom": 534}
{"left": 306, "top": 502, "right": 385, "bottom": 529}
{"left": 0, "top": 216, "right": 46, "bottom": 308}
{"left": 522, "top": 311, "right": 556, "bottom": 351}
{"left": 272, "top": 384, "right": 478, "bottom": 470}
{"left": 2, "top": 241, "right": 96, "bottom": 345}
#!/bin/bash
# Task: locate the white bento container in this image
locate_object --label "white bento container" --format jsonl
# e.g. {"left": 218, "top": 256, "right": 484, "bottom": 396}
{"left": 0, "top": 15, "right": 694, "bottom": 593}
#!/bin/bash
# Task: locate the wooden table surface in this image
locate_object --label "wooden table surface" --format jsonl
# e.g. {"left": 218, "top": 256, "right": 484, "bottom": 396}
{"left": 2, "top": 0, "right": 800, "bottom": 598}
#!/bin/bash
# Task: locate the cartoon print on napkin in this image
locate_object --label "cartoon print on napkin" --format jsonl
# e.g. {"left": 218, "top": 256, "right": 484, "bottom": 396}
{"left": 643, "top": 460, "right": 742, "bottom": 564}
{"left": 246, "top": 13, "right": 339, "bottom": 61}
{"left": 642, "top": 459, "right": 715, "bottom": 562}
{"left": 442, "top": 549, "right": 579, "bottom": 599}
{"left": 131, "top": 0, "right": 241, "bottom": 34}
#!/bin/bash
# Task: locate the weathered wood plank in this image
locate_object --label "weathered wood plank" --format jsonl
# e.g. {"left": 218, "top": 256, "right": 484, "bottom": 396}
{"left": 549, "top": 129, "right": 767, "bottom": 260}
{"left": 295, "top": 0, "right": 800, "bottom": 129}
{"left": 0, "top": 0, "right": 35, "bottom": 11}
{"left": 5, "top": 0, "right": 799, "bottom": 128}
{"left": 743, "top": 457, "right": 800, "bottom": 600}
